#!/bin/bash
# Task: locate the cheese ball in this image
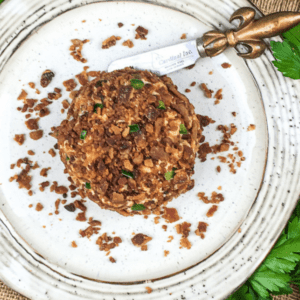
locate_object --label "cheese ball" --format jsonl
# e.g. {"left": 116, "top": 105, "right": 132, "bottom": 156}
{"left": 53, "top": 68, "right": 202, "bottom": 216}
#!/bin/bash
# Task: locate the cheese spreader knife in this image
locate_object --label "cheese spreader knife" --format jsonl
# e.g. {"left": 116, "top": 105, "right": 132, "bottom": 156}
{"left": 108, "top": 7, "right": 300, "bottom": 76}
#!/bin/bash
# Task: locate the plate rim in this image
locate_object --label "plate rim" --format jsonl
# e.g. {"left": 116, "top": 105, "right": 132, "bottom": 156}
{"left": 0, "top": 0, "right": 299, "bottom": 299}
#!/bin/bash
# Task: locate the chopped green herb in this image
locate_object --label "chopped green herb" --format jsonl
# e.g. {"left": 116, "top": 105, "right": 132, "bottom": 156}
{"left": 129, "top": 124, "right": 140, "bottom": 133}
{"left": 80, "top": 130, "right": 87, "bottom": 140}
{"left": 179, "top": 124, "right": 188, "bottom": 134}
{"left": 66, "top": 156, "right": 70, "bottom": 161}
{"left": 95, "top": 80, "right": 107, "bottom": 87}
{"left": 94, "top": 103, "right": 104, "bottom": 112}
{"left": 85, "top": 182, "right": 91, "bottom": 189}
{"left": 165, "top": 168, "right": 176, "bottom": 180}
{"left": 157, "top": 100, "right": 166, "bottom": 110}
{"left": 122, "top": 170, "right": 134, "bottom": 179}
{"left": 130, "top": 79, "right": 144, "bottom": 90}
{"left": 131, "top": 203, "right": 146, "bottom": 211}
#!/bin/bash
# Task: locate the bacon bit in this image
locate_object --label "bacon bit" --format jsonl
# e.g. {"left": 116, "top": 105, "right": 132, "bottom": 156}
{"left": 28, "top": 150, "right": 35, "bottom": 156}
{"left": 237, "top": 150, "right": 243, "bottom": 157}
{"left": 216, "top": 166, "right": 221, "bottom": 173}
{"left": 198, "top": 191, "right": 224, "bottom": 204}
{"left": 145, "top": 287, "right": 152, "bottom": 294}
{"left": 206, "top": 205, "right": 218, "bottom": 217}
{"left": 10, "top": 164, "right": 15, "bottom": 170}
{"left": 79, "top": 225, "right": 100, "bottom": 238}
{"left": 39, "top": 181, "right": 50, "bottom": 192}
{"left": 236, "top": 161, "right": 242, "bottom": 167}
{"left": 118, "top": 22, "right": 124, "bottom": 28}
{"left": 164, "top": 250, "right": 170, "bottom": 257}
{"left": 62, "top": 100, "right": 70, "bottom": 109}
{"left": 135, "top": 26, "right": 148, "bottom": 40}
{"left": 40, "top": 167, "right": 51, "bottom": 177}
{"left": 50, "top": 181, "right": 57, "bottom": 192}
{"left": 76, "top": 212, "right": 87, "bottom": 222}
{"left": 28, "top": 82, "right": 35, "bottom": 89}
{"left": 102, "top": 36, "right": 121, "bottom": 49}
{"left": 214, "top": 89, "right": 223, "bottom": 105}
{"left": 161, "top": 225, "right": 167, "bottom": 232}
{"left": 29, "top": 130, "right": 43, "bottom": 140}
{"left": 221, "top": 62, "right": 232, "bottom": 69}
{"left": 63, "top": 79, "right": 77, "bottom": 91}
{"left": 36, "top": 89, "right": 41, "bottom": 94}
{"left": 74, "top": 200, "right": 87, "bottom": 211}
{"left": 35, "top": 203, "right": 44, "bottom": 211}
{"left": 17, "top": 90, "right": 28, "bottom": 101}
{"left": 109, "top": 256, "right": 116, "bottom": 263}
{"left": 55, "top": 186, "right": 68, "bottom": 194}
{"left": 209, "top": 71, "right": 213, "bottom": 75}
{"left": 55, "top": 199, "right": 61, "bottom": 215}
{"left": 16, "top": 170, "right": 32, "bottom": 190}
{"left": 131, "top": 233, "right": 152, "bottom": 250}
{"left": 232, "top": 112, "right": 236, "bottom": 116}
{"left": 154, "top": 216, "right": 160, "bottom": 224}
{"left": 247, "top": 124, "right": 256, "bottom": 131}
{"left": 217, "top": 186, "right": 222, "bottom": 190}
{"left": 71, "top": 241, "right": 78, "bottom": 248}
{"left": 48, "top": 149, "right": 56, "bottom": 157}
{"left": 32, "top": 162, "right": 39, "bottom": 170}
{"left": 167, "top": 236, "right": 173, "bottom": 242}
{"left": 195, "top": 222, "right": 208, "bottom": 239}
{"left": 200, "top": 83, "right": 213, "bottom": 98}
{"left": 28, "top": 190, "right": 33, "bottom": 196}
{"left": 217, "top": 156, "right": 227, "bottom": 163}
{"left": 190, "top": 81, "right": 196, "bottom": 87}
{"left": 238, "top": 228, "right": 242, "bottom": 233}
{"left": 29, "top": 204, "right": 33, "bottom": 208}
{"left": 185, "top": 89, "right": 191, "bottom": 93}
{"left": 180, "top": 33, "right": 187, "bottom": 39}
{"left": 82, "top": 20, "right": 86, "bottom": 23}
{"left": 14, "top": 134, "right": 25, "bottom": 146}
{"left": 162, "top": 207, "right": 180, "bottom": 223}
{"left": 70, "top": 39, "right": 89, "bottom": 63}
{"left": 122, "top": 39, "right": 134, "bottom": 48}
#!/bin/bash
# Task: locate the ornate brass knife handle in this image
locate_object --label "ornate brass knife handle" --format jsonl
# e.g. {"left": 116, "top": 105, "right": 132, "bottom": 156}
{"left": 200, "top": 7, "right": 300, "bottom": 59}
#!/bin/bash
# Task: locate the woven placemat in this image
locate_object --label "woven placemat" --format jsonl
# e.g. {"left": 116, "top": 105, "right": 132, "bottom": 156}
{"left": 0, "top": 0, "right": 300, "bottom": 299}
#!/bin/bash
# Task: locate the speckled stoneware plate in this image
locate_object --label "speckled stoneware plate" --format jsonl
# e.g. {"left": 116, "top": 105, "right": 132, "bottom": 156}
{"left": 0, "top": 0, "right": 299, "bottom": 299}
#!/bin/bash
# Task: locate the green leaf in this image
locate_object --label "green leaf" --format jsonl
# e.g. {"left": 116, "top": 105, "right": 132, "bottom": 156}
{"left": 248, "top": 279, "right": 270, "bottom": 298}
{"left": 85, "top": 182, "right": 91, "bottom": 189}
{"left": 129, "top": 124, "right": 140, "bottom": 133}
{"left": 288, "top": 217, "right": 300, "bottom": 239}
{"left": 251, "top": 271, "right": 290, "bottom": 292}
{"left": 131, "top": 203, "right": 146, "bottom": 211}
{"left": 179, "top": 124, "right": 188, "bottom": 134}
{"left": 66, "top": 156, "right": 70, "bottom": 161}
{"left": 122, "top": 170, "right": 134, "bottom": 179}
{"left": 94, "top": 103, "right": 103, "bottom": 112}
{"left": 270, "top": 40, "right": 300, "bottom": 80}
{"left": 267, "top": 237, "right": 300, "bottom": 261}
{"left": 157, "top": 100, "right": 166, "bottom": 110}
{"left": 282, "top": 24, "right": 300, "bottom": 57}
{"left": 264, "top": 257, "right": 297, "bottom": 274}
{"left": 80, "top": 130, "right": 87, "bottom": 140}
{"left": 130, "top": 79, "right": 144, "bottom": 90}
{"left": 165, "top": 168, "right": 176, "bottom": 180}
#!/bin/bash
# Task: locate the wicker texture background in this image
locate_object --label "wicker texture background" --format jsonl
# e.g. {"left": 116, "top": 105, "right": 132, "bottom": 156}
{"left": 0, "top": 0, "right": 299, "bottom": 299}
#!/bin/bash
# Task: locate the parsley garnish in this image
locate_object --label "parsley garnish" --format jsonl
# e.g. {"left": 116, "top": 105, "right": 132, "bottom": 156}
{"left": 94, "top": 103, "right": 103, "bottom": 112}
{"left": 270, "top": 24, "right": 300, "bottom": 80}
{"left": 129, "top": 124, "right": 140, "bottom": 133}
{"left": 165, "top": 168, "right": 176, "bottom": 180}
{"left": 228, "top": 200, "right": 300, "bottom": 300}
{"left": 157, "top": 101, "right": 166, "bottom": 110}
{"left": 131, "top": 203, "right": 146, "bottom": 211}
{"left": 179, "top": 124, "right": 188, "bottom": 134}
{"left": 85, "top": 182, "right": 91, "bottom": 189}
{"left": 66, "top": 156, "right": 70, "bottom": 161}
{"left": 80, "top": 130, "right": 87, "bottom": 140}
{"left": 122, "top": 170, "right": 134, "bottom": 179}
{"left": 130, "top": 79, "right": 144, "bottom": 90}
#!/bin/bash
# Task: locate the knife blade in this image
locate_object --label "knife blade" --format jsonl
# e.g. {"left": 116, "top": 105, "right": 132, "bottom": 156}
{"left": 107, "top": 8, "right": 300, "bottom": 75}
{"left": 107, "top": 39, "right": 205, "bottom": 76}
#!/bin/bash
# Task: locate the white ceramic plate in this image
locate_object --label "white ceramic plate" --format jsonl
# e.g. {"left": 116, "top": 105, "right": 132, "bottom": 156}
{"left": 0, "top": 0, "right": 299, "bottom": 299}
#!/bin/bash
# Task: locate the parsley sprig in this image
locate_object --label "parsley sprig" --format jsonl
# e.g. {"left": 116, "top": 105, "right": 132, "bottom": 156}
{"left": 228, "top": 200, "right": 300, "bottom": 300}
{"left": 271, "top": 24, "right": 300, "bottom": 80}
